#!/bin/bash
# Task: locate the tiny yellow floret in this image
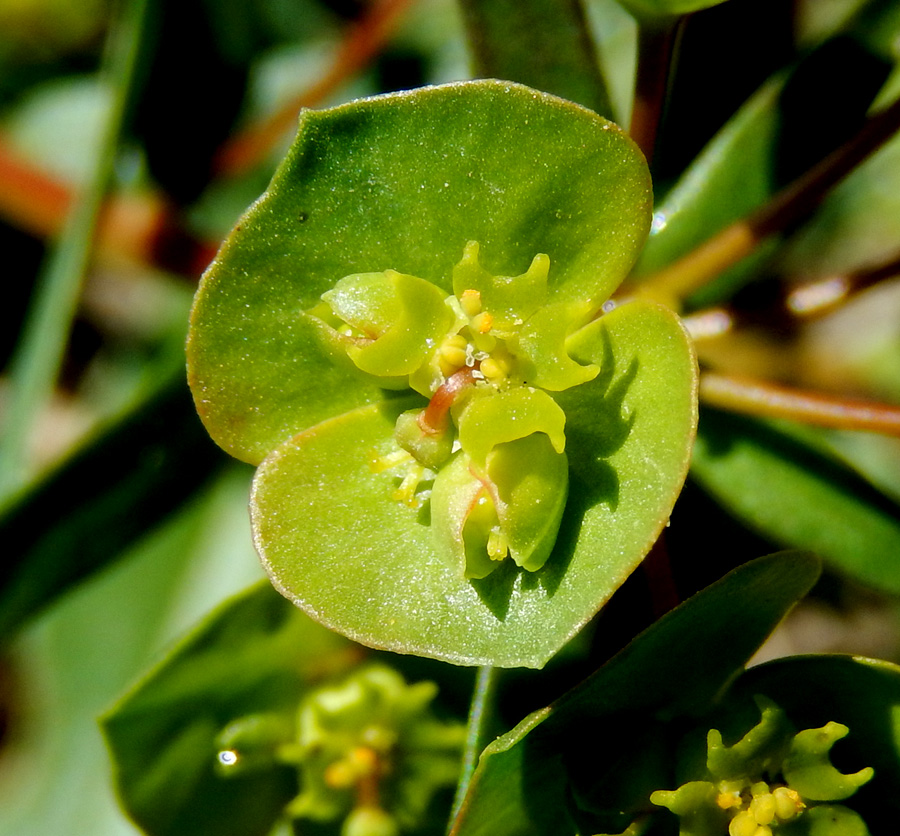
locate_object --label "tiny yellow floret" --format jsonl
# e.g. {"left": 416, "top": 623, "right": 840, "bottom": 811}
{"left": 324, "top": 759, "right": 357, "bottom": 789}
{"left": 348, "top": 746, "right": 378, "bottom": 774}
{"left": 716, "top": 790, "right": 742, "bottom": 810}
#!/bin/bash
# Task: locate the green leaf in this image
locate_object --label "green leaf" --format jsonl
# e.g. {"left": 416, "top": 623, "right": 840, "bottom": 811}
{"left": 633, "top": 74, "right": 784, "bottom": 297}
{"left": 780, "top": 128, "right": 900, "bottom": 279}
{"left": 0, "top": 373, "right": 225, "bottom": 639}
{"left": 102, "top": 582, "right": 358, "bottom": 836}
{"left": 456, "top": 0, "right": 614, "bottom": 117}
{"left": 690, "top": 409, "right": 900, "bottom": 593}
{"left": 250, "top": 299, "right": 696, "bottom": 667}
{"left": 450, "top": 552, "right": 821, "bottom": 836}
{"left": 615, "top": 0, "right": 736, "bottom": 22}
{"left": 187, "top": 79, "right": 652, "bottom": 465}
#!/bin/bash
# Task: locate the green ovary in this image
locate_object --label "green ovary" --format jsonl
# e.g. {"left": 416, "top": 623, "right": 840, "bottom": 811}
{"left": 308, "top": 242, "right": 593, "bottom": 579}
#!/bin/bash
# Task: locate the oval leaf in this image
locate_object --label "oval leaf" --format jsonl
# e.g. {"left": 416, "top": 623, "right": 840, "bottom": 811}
{"left": 450, "top": 552, "right": 822, "bottom": 836}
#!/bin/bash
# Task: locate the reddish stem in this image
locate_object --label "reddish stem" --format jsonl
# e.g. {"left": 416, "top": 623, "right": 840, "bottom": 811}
{"left": 215, "top": 0, "right": 416, "bottom": 176}
{"left": 700, "top": 372, "right": 900, "bottom": 436}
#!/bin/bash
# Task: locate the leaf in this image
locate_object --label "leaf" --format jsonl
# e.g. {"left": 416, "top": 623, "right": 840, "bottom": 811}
{"left": 450, "top": 552, "right": 821, "bottom": 835}
{"left": 633, "top": 74, "right": 784, "bottom": 296}
{"left": 187, "top": 79, "right": 652, "bottom": 465}
{"left": 0, "top": 372, "right": 225, "bottom": 639}
{"left": 690, "top": 409, "right": 900, "bottom": 593}
{"left": 251, "top": 299, "right": 696, "bottom": 667}
{"left": 456, "top": 0, "right": 613, "bottom": 117}
{"left": 102, "top": 582, "right": 360, "bottom": 836}
{"left": 780, "top": 128, "right": 900, "bottom": 279}
{"left": 615, "top": 0, "right": 737, "bottom": 22}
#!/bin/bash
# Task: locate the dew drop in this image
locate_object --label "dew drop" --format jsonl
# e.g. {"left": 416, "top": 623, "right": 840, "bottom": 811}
{"left": 218, "top": 749, "right": 239, "bottom": 766}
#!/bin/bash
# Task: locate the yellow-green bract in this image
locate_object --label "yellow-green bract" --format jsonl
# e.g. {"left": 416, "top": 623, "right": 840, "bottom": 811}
{"left": 186, "top": 80, "right": 698, "bottom": 667}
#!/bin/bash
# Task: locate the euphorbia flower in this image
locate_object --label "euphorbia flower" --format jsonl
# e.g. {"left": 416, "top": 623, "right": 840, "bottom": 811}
{"left": 651, "top": 696, "right": 874, "bottom": 836}
{"left": 187, "top": 80, "right": 698, "bottom": 667}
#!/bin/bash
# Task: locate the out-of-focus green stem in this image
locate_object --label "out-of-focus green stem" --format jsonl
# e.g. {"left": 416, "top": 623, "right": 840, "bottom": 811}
{"left": 0, "top": 0, "right": 153, "bottom": 500}
{"left": 448, "top": 665, "right": 498, "bottom": 831}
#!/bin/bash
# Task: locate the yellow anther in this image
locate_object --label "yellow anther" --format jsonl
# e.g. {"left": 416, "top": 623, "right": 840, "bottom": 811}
{"left": 479, "top": 357, "right": 506, "bottom": 384}
{"left": 716, "top": 790, "right": 742, "bottom": 810}
{"left": 749, "top": 792, "right": 776, "bottom": 825}
{"left": 471, "top": 311, "right": 493, "bottom": 334}
{"left": 440, "top": 342, "right": 468, "bottom": 369}
{"left": 324, "top": 759, "right": 358, "bottom": 789}
{"left": 348, "top": 746, "right": 378, "bottom": 775}
{"left": 750, "top": 782, "right": 769, "bottom": 798}
{"left": 369, "top": 448, "right": 414, "bottom": 473}
{"left": 487, "top": 526, "right": 509, "bottom": 559}
{"left": 460, "top": 289, "right": 482, "bottom": 317}
{"left": 729, "top": 811, "right": 760, "bottom": 836}
{"left": 392, "top": 462, "right": 426, "bottom": 507}
{"left": 772, "top": 787, "right": 804, "bottom": 821}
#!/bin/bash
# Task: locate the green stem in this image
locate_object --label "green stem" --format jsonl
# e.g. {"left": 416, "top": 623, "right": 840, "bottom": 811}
{"left": 0, "top": 0, "right": 153, "bottom": 501}
{"left": 448, "top": 665, "right": 497, "bottom": 831}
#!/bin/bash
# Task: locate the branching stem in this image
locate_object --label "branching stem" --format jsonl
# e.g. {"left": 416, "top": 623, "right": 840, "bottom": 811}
{"left": 635, "top": 94, "right": 900, "bottom": 304}
{"left": 699, "top": 372, "right": 900, "bottom": 436}
{"left": 215, "top": 0, "right": 415, "bottom": 176}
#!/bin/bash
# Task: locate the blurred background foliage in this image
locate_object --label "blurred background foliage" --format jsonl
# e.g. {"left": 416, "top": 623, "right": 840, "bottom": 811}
{"left": 2, "top": 0, "right": 900, "bottom": 833}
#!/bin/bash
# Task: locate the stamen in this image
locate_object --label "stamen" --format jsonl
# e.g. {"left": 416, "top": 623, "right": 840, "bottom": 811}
{"left": 392, "top": 463, "right": 426, "bottom": 507}
{"left": 728, "top": 811, "right": 760, "bottom": 836}
{"left": 460, "top": 289, "right": 482, "bottom": 317}
{"left": 772, "top": 787, "right": 804, "bottom": 820}
{"left": 480, "top": 357, "right": 506, "bottom": 384}
{"left": 369, "top": 448, "right": 414, "bottom": 473}
{"left": 439, "top": 335, "right": 468, "bottom": 374}
{"left": 749, "top": 792, "right": 776, "bottom": 825}
{"left": 471, "top": 311, "right": 493, "bottom": 333}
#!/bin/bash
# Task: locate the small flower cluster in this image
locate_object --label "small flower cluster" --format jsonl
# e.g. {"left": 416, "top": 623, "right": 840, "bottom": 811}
{"left": 650, "top": 696, "right": 873, "bottom": 836}
{"left": 305, "top": 242, "right": 597, "bottom": 579}
{"left": 216, "top": 665, "right": 464, "bottom": 836}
